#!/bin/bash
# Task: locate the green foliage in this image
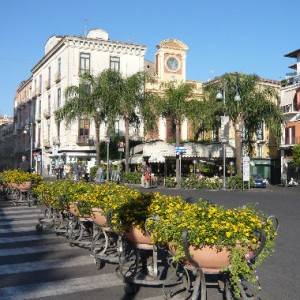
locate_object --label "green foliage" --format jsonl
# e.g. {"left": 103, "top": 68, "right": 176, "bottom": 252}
{"left": 292, "top": 144, "right": 300, "bottom": 167}
{"left": 122, "top": 172, "right": 141, "bottom": 184}
{"left": 164, "top": 176, "right": 176, "bottom": 188}
{"left": 89, "top": 166, "right": 99, "bottom": 180}
{"left": 204, "top": 73, "right": 283, "bottom": 155}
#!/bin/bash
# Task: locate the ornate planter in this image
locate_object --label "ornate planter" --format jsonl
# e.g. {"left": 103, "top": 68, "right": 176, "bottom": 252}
{"left": 124, "top": 226, "right": 153, "bottom": 245}
{"left": 68, "top": 202, "right": 80, "bottom": 217}
{"left": 169, "top": 244, "right": 230, "bottom": 273}
{"left": 17, "top": 181, "right": 32, "bottom": 192}
{"left": 91, "top": 208, "right": 107, "bottom": 226}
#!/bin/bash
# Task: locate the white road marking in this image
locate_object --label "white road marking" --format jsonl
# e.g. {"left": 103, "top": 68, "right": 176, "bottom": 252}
{"left": 0, "top": 234, "right": 57, "bottom": 244}
{"left": 0, "top": 255, "right": 94, "bottom": 275}
{"left": 0, "top": 219, "right": 38, "bottom": 226}
{"left": 0, "top": 272, "right": 123, "bottom": 300}
{"left": 0, "top": 242, "right": 71, "bottom": 256}
{"left": 0, "top": 225, "right": 36, "bottom": 234}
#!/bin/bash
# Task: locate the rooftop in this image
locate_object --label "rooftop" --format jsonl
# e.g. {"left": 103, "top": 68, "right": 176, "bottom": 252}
{"left": 284, "top": 49, "right": 300, "bottom": 58}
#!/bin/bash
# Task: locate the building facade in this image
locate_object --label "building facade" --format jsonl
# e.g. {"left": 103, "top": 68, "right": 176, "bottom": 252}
{"left": 14, "top": 28, "right": 146, "bottom": 175}
{"left": 280, "top": 49, "right": 300, "bottom": 182}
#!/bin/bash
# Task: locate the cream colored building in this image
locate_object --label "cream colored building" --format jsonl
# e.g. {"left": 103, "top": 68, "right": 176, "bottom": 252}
{"left": 18, "top": 28, "right": 146, "bottom": 175}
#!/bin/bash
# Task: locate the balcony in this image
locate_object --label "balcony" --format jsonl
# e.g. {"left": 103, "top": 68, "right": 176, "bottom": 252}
{"left": 281, "top": 136, "right": 300, "bottom": 148}
{"left": 43, "top": 139, "right": 50, "bottom": 148}
{"left": 281, "top": 74, "right": 300, "bottom": 88}
{"left": 280, "top": 104, "right": 299, "bottom": 116}
{"left": 43, "top": 109, "right": 51, "bottom": 119}
{"left": 52, "top": 137, "right": 60, "bottom": 146}
{"left": 45, "top": 80, "right": 50, "bottom": 90}
{"left": 55, "top": 72, "right": 61, "bottom": 83}
{"left": 76, "top": 136, "right": 94, "bottom": 146}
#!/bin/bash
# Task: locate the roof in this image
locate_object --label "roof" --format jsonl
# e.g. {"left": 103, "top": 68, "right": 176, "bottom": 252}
{"left": 31, "top": 34, "right": 146, "bottom": 73}
{"left": 284, "top": 49, "right": 300, "bottom": 58}
{"left": 289, "top": 63, "right": 297, "bottom": 70}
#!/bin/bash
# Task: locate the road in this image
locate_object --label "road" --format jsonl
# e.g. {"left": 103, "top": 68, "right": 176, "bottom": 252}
{"left": 0, "top": 185, "right": 299, "bottom": 300}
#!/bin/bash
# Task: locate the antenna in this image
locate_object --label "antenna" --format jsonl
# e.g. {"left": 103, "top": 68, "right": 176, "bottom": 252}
{"left": 83, "top": 18, "right": 88, "bottom": 37}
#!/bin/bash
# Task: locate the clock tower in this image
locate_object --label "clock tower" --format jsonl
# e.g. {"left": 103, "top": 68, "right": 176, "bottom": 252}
{"left": 155, "top": 39, "right": 188, "bottom": 82}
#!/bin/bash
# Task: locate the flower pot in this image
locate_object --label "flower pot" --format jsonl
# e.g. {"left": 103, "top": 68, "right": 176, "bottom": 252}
{"left": 68, "top": 202, "right": 80, "bottom": 217}
{"left": 18, "top": 181, "right": 32, "bottom": 192}
{"left": 169, "top": 245, "right": 230, "bottom": 273}
{"left": 91, "top": 208, "right": 107, "bottom": 226}
{"left": 124, "top": 226, "right": 153, "bottom": 245}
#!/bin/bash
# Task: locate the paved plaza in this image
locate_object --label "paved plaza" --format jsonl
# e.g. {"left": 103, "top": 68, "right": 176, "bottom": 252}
{"left": 0, "top": 186, "right": 299, "bottom": 300}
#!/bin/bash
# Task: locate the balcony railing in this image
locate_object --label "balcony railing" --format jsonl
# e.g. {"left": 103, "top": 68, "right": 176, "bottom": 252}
{"left": 43, "top": 109, "right": 51, "bottom": 119}
{"left": 280, "top": 104, "right": 300, "bottom": 115}
{"left": 45, "top": 80, "right": 50, "bottom": 90}
{"left": 76, "top": 136, "right": 94, "bottom": 146}
{"left": 43, "top": 139, "right": 50, "bottom": 148}
{"left": 282, "top": 136, "right": 300, "bottom": 146}
{"left": 52, "top": 137, "right": 60, "bottom": 146}
{"left": 55, "top": 72, "right": 61, "bottom": 83}
{"left": 281, "top": 74, "right": 300, "bottom": 88}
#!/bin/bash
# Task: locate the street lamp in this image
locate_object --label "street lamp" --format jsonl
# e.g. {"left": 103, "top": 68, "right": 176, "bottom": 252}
{"left": 216, "top": 83, "right": 241, "bottom": 190}
{"left": 216, "top": 87, "right": 227, "bottom": 190}
{"left": 23, "top": 123, "right": 33, "bottom": 172}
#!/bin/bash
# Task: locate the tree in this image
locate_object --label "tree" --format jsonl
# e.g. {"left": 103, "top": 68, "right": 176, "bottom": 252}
{"left": 116, "top": 72, "right": 157, "bottom": 173}
{"left": 156, "top": 82, "right": 194, "bottom": 186}
{"left": 292, "top": 144, "right": 300, "bottom": 168}
{"left": 205, "top": 73, "right": 283, "bottom": 174}
{"left": 55, "top": 70, "right": 122, "bottom": 165}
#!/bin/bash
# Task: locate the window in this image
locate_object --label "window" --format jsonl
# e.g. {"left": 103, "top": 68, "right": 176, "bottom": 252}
{"left": 48, "top": 66, "right": 51, "bottom": 83}
{"left": 79, "top": 118, "right": 90, "bottom": 137}
{"left": 79, "top": 52, "right": 90, "bottom": 74}
{"left": 285, "top": 126, "right": 295, "bottom": 144}
{"left": 57, "top": 88, "right": 61, "bottom": 108}
{"left": 39, "top": 74, "right": 42, "bottom": 93}
{"left": 38, "top": 125, "right": 41, "bottom": 146}
{"left": 110, "top": 56, "right": 120, "bottom": 72}
{"left": 57, "top": 121, "right": 60, "bottom": 139}
{"left": 48, "top": 95, "right": 51, "bottom": 114}
{"left": 38, "top": 99, "right": 41, "bottom": 118}
{"left": 47, "top": 121, "right": 51, "bottom": 141}
{"left": 257, "top": 144, "right": 263, "bottom": 157}
{"left": 256, "top": 123, "right": 264, "bottom": 141}
{"left": 57, "top": 57, "right": 61, "bottom": 76}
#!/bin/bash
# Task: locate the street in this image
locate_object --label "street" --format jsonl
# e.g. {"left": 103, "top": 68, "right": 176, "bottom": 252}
{"left": 0, "top": 186, "right": 299, "bottom": 300}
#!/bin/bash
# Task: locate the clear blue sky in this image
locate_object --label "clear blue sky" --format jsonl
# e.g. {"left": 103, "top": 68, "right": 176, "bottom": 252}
{"left": 0, "top": 0, "right": 299, "bottom": 116}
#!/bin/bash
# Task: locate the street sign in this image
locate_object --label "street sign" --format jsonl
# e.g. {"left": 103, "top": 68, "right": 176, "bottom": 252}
{"left": 175, "top": 146, "right": 186, "bottom": 156}
{"left": 242, "top": 156, "right": 250, "bottom": 182}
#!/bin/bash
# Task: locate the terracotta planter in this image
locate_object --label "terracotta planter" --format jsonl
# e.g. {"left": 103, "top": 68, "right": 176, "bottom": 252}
{"left": 68, "top": 202, "right": 91, "bottom": 218}
{"left": 125, "top": 226, "right": 153, "bottom": 245}
{"left": 91, "top": 208, "right": 107, "bottom": 226}
{"left": 169, "top": 245, "right": 230, "bottom": 273}
{"left": 68, "top": 202, "right": 80, "bottom": 217}
{"left": 17, "top": 181, "right": 32, "bottom": 192}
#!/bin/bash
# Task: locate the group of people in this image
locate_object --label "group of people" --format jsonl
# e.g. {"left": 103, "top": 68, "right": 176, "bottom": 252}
{"left": 54, "top": 162, "right": 88, "bottom": 181}
{"left": 95, "top": 165, "right": 121, "bottom": 183}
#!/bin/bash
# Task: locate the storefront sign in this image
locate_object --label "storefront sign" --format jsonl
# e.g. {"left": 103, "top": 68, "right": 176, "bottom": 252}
{"left": 243, "top": 156, "right": 250, "bottom": 181}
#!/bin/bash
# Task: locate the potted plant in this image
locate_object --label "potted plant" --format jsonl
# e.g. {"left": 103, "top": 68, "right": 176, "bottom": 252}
{"left": 146, "top": 194, "right": 277, "bottom": 297}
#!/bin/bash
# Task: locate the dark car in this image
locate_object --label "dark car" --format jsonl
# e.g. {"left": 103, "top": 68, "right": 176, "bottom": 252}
{"left": 253, "top": 175, "right": 267, "bottom": 188}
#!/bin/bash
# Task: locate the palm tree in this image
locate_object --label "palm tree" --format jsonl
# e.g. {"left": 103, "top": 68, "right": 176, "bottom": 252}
{"left": 156, "top": 82, "right": 194, "bottom": 186}
{"left": 205, "top": 73, "right": 283, "bottom": 174}
{"left": 116, "top": 72, "right": 157, "bottom": 173}
{"left": 55, "top": 70, "right": 123, "bottom": 165}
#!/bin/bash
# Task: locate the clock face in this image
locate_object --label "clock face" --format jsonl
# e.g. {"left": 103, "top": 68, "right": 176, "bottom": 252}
{"left": 166, "top": 57, "right": 179, "bottom": 71}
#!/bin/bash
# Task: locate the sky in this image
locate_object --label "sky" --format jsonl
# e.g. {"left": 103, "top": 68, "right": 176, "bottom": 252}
{"left": 0, "top": 0, "right": 299, "bottom": 116}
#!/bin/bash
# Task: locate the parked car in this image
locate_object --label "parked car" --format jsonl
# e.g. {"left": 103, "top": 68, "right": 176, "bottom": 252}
{"left": 253, "top": 175, "right": 267, "bottom": 188}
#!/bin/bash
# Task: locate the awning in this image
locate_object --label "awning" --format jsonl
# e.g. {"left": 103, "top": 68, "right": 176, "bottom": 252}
{"left": 129, "top": 154, "right": 143, "bottom": 164}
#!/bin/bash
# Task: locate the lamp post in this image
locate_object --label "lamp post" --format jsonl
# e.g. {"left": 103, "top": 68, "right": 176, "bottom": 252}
{"left": 216, "top": 84, "right": 241, "bottom": 190}
{"left": 24, "top": 123, "right": 33, "bottom": 172}
{"left": 216, "top": 89, "right": 227, "bottom": 190}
